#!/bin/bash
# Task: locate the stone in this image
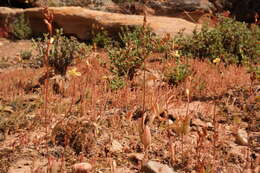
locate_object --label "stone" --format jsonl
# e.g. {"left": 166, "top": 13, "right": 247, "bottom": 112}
{"left": 115, "top": 167, "right": 133, "bottom": 173}
{"left": 0, "top": 7, "right": 200, "bottom": 40}
{"left": 209, "top": 0, "right": 260, "bottom": 23}
{"left": 235, "top": 129, "right": 248, "bottom": 146}
{"left": 147, "top": 0, "right": 212, "bottom": 16}
{"left": 72, "top": 163, "right": 92, "bottom": 173}
{"left": 110, "top": 140, "right": 123, "bottom": 153}
{"left": 128, "top": 153, "right": 145, "bottom": 161}
{"left": 141, "top": 160, "right": 175, "bottom": 173}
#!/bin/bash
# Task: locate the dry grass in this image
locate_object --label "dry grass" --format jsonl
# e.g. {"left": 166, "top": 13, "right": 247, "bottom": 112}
{"left": 0, "top": 7, "right": 259, "bottom": 173}
{"left": 0, "top": 48, "right": 258, "bottom": 172}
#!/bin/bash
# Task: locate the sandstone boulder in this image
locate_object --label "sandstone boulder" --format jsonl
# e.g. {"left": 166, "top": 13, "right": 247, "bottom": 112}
{"left": 0, "top": 7, "right": 200, "bottom": 40}
{"left": 147, "top": 0, "right": 212, "bottom": 15}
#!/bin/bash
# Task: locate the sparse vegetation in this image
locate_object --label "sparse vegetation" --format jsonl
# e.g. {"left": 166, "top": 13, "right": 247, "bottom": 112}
{"left": 164, "top": 63, "right": 191, "bottom": 86}
{"left": 20, "top": 50, "right": 32, "bottom": 60}
{"left": 175, "top": 17, "right": 260, "bottom": 65}
{"left": 32, "top": 29, "right": 84, "bottom": 75}
{"left": 0, "top": 7, "right": 259, "bottom": 173}
{"left": 108, "top": 26, "right": 155, "bottom": 80}
{"left": 10, "top": 14, "right": 32, "bottom": 40}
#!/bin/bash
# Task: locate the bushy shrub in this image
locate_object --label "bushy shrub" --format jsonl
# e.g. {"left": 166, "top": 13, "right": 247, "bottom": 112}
{"left": 92, "top": 30, "right": 111, "bottom": 48}
{"left": 10, "top": 14, "right": 32, "bottom": 40}
{"left": 175, "top": 17, "right": 260, "bottom": 65}
{"left": 108, "top": 26, "right": 155, "bottom": 80}
{"left": 32, "top": 29, "right": 83, "bottom": 75}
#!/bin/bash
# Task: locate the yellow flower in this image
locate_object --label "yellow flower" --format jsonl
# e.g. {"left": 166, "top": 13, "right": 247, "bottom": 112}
{"left": 171, "top": 50, "right": 180, "bottom": 58}
{"left": 213, "top": 58, "right": 221, "bottom": 64}
{"left": 50, "top": 37, "right": 54, "bottom": 44}
{"left": 67, "top": 67, "right": 81, "bottom": 77}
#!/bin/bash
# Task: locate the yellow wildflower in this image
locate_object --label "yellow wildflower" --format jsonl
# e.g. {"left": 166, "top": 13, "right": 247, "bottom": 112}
{"left": 68, "top": 67, "right": 81, "bottom": 77}
{"left": 171, "top": 50, "right": 180, "bottom": 58}
{"left": 213, "top": 58, "right": 221, "bottom": 64}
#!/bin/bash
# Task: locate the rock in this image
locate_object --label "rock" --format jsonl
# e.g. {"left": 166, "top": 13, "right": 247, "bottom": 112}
{"left": 235, "top": 129, "right": 248, "bottom": 146}
{"left": 0, "top": 129, "right": 5, "bottom": 141}
{"left": 128, "top": 153, "right": 145, "bottom": 161}
{"left": 147, "top": 0, "right": 212, "bottom": 16}
{"left": 210, "top": 0, "right": 260, "bottom": 23}
{"left": 72, "top": 163, "right": 92, "bottom": 173}
{"left": 0, "top": 7, "right": 200, "bottom": 40}
{"left": 110, "top": 140, "right": 123, "bottom": 153}
{"left": 141, "top": 160, "right": 175, "bottom": 173}
{"left": 115, "top": 167, "right": 133, "bottom": 173}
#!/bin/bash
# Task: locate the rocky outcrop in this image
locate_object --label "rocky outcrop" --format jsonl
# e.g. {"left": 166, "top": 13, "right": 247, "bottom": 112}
{"left": 210, "top": 0, "right": 260, "bottom": 23}
{"left": 0, "top": 7, "right": 200, "bottom": 40}
{"left": 147, "top": 0, "right": 212, "bottom": 15}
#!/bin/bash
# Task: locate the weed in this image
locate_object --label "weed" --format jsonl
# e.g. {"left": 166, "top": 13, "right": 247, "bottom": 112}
{"left": 108, "top": 26, "right": 154, "bottom": 79}
{"left": 92, "top": 29, "right": 111, "bottom": 48}
{"left": 164, "top": 63, "right": 191, "bottom": 86}
{"left": 32, "top": 29, "right": 82, "bottom": 75}
{"left": 108, "top": 76, "right": 125, "bottom": 91}
{"left": 175, "top": 16, "right": 260, "bottom": 65}
{"left": 10, "top": 14, "right": 32, "bottom": 40}
{"left": 20, "top": 50, "right": 32, "bottom": 60}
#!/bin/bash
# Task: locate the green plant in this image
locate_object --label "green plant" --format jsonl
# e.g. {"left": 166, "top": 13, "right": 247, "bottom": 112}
{"left": 175, "top": 17, "right": 260, "bottom": 65}
{"left": 20, "top": 50, "right": 32, "bottom": 60}
{"left": 164, "top": 63, "right": 191, "bottom": 86}
{"left": 10, "top": 14, "right": 32, "bottom": 40}
{"left": 92, "top": 30, "right": 111, "bottom": 48}
{"left": 108, "top": 76, "right": 125, "bottom": 91}
{"left": 32, "top": 29, "right": 82, "bottom": 75}
{"left": 108, "top": 26, "right": 155, "bottom": 80}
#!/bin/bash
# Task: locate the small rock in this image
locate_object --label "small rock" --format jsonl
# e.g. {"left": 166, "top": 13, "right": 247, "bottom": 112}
{"left": 128, "top": 153, "right": 144, "bottom": 162}
{"left": 235, "top": 129, "right": 248, "bottom": 146}
{"left": 0, "top": 130, "right": 5, "bottom": 141}
{"left": 72, "top": 163, "right": 92, "bottom": 173}
{"left": 115, "top": 167, "right": 132, "bottom": 173}
{"left": 110, "top": 140, "right": 123, "bottom": 153}
{"left": 141, "top": 160, "right": 175, "bottom": 173}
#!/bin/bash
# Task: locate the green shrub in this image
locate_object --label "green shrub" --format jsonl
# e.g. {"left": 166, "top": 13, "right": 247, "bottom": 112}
{"left": 20, "top": 50, "right": 32, "bottom": 60}
{"left": 108, "top": 26, "right": 155, "bottom": 80}
{"left": 10, "top": 14, "right": 32, "bottom": 40}
{"left": 175, "top": 17, "right": 260, "bottom": 65}
{"left": 92, "top": 30, "right": 111, "bottom": 48}
{"left": 108, "top": 76, "right": 125, "bottom": 91}
{"left": 32, "top": 29, "right": 83, "bottom": 75}
{"left": 164, "top": 63, "right": 191, "bottom": 86}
